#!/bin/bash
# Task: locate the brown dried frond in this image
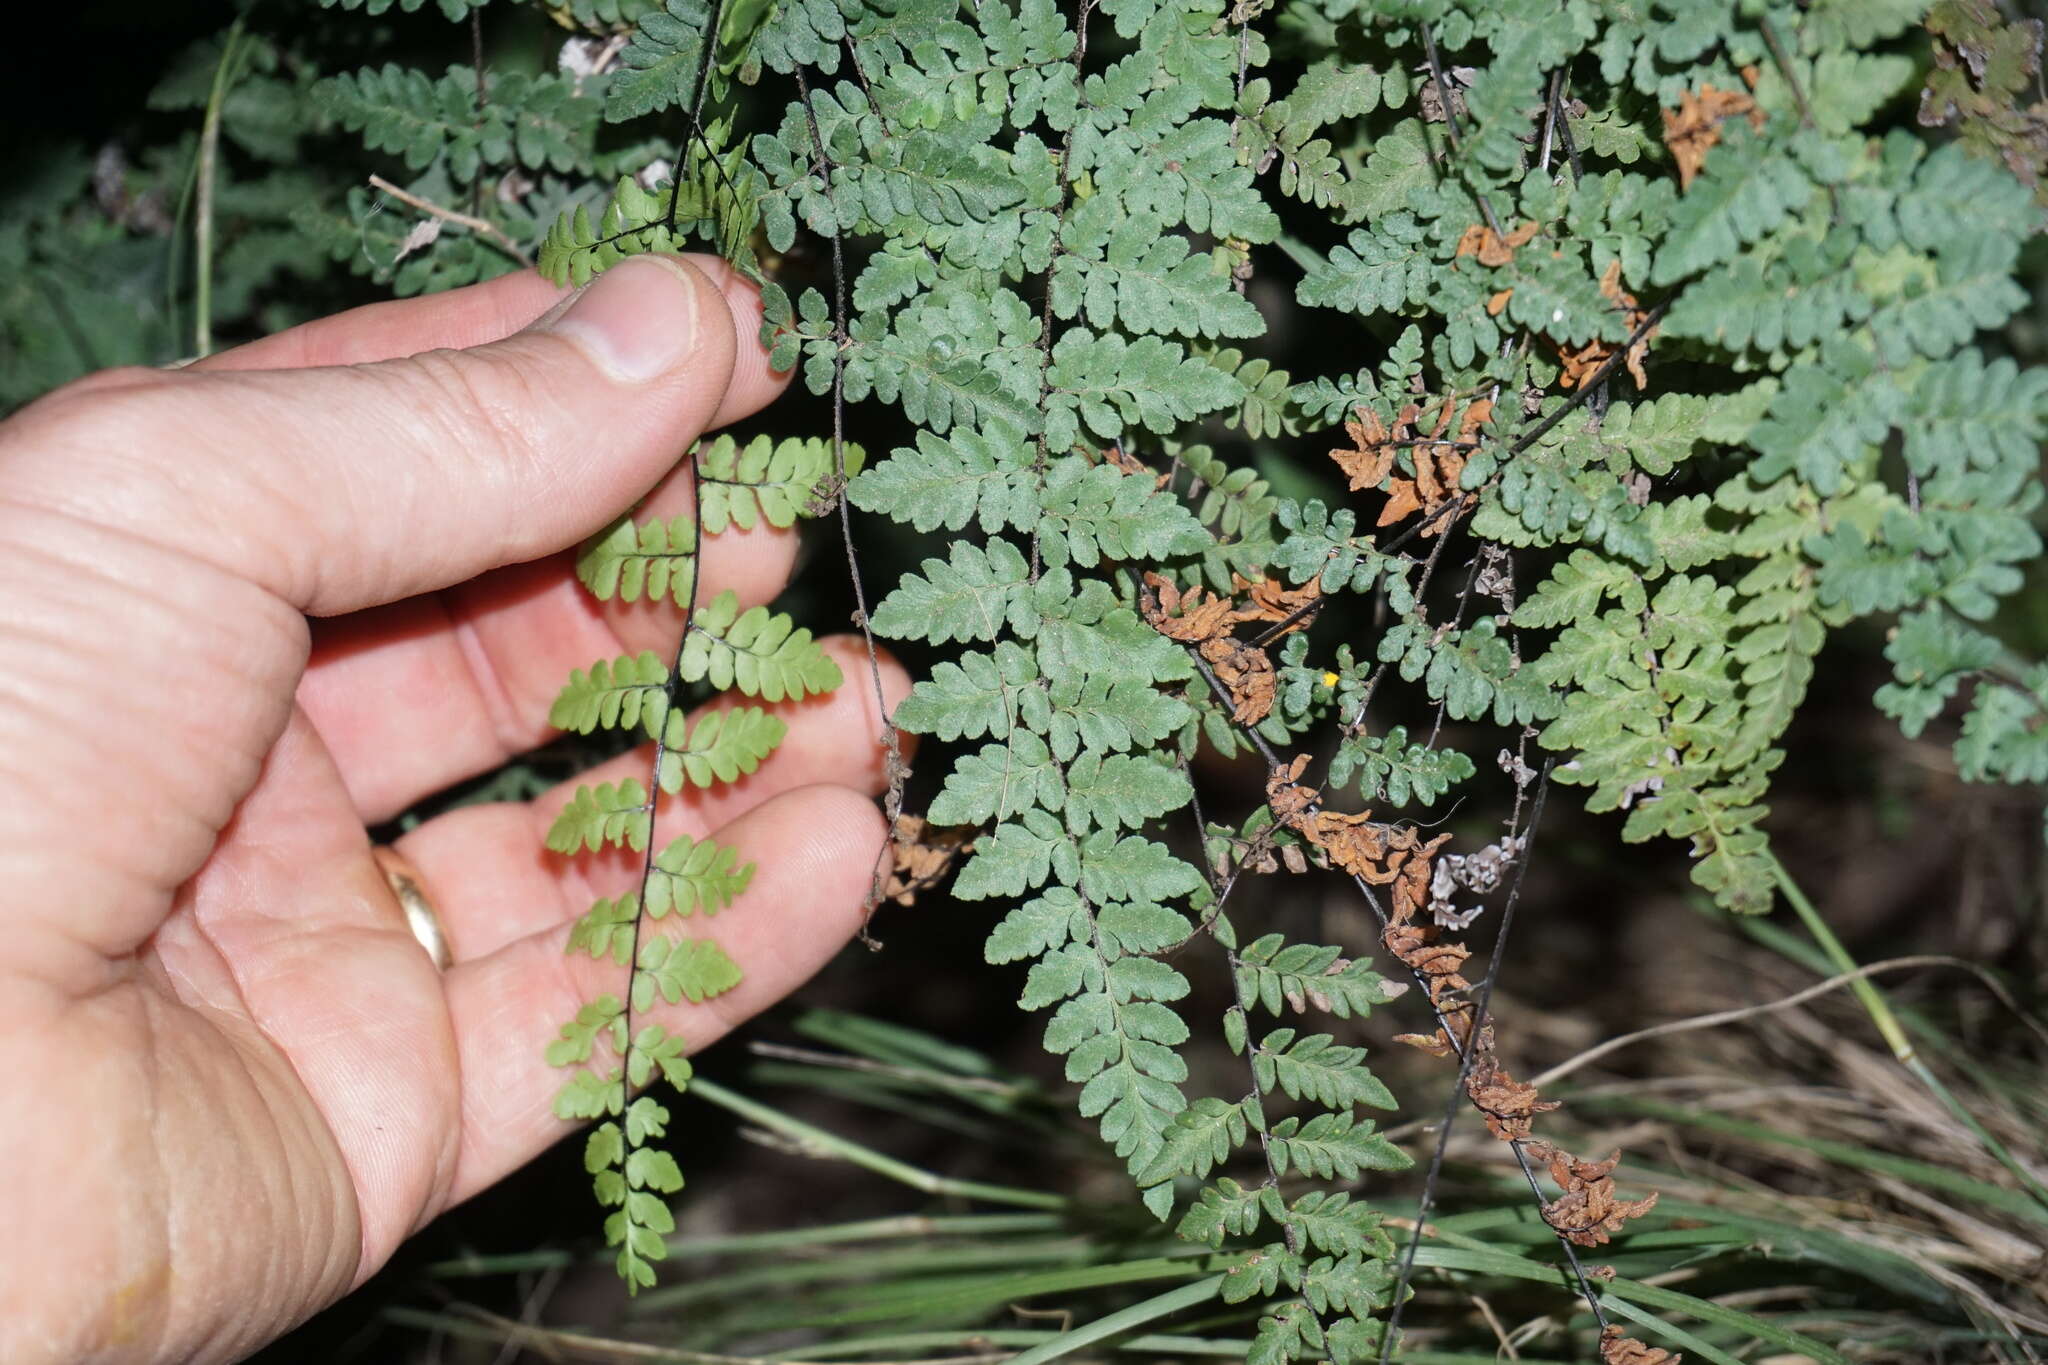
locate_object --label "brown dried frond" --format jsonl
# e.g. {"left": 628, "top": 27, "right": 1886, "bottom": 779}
{"left": 1329, "top": 403, "right": 1417, "bottom": 492}
{"left": 1329, "top": 397, "right": 1476, "bottom": 537}
{"left": 1459, "top": 397, "right": 1494, "bottom": 439}
{"left": 1393, "top": 1028, "right": 1457, "bottom": 1056}
{"left": 1530, "top": 1143, "right": 1661, "bottom": 1247}
{"left": 1557, "top": 262, "right": 1658, "bottom": 391}
{"left": 1555, "top": 338, "right": 1608, "bottom": 392}
{"left": 1378, "top": 444, "right": 1467, "bottom": 536}
{"left": 1100, "top": 441, "right": 1170, "bottom": 488}
{"left": 1265, "top": 754, "right": 1320, "bottom": 826}
{"left": 1138, "top": 572, "right": 1312, "bottom": 727}
{"left": 1454, "top": 219, "right": 1541, "bottom": 267}
{"left": 1232, "top": 573, "right": 1323, "bottom": 634}
{"left": 1466, "top": 1053, "right": 1562, "bottom": 1142}
{"left": 1200, "top": 636, "right": 1276, "bottom": 724}
{"left": 1662, "top": 84, "right": 1764, "bottom": 188}
{"left": 881, "top": 815, "right": 976, "bottom": 907}
{"left": 1265, "top": 751, "right": 1668, "bottom": 1253}
{"left": 1140, "top": 571, "right": 1239, "bottom": 644}
{"left": 1378, "top": 477, "right": 1425, "bottom": 527}
{"left": 1267, "top": 757, "right": 1447, "bottom": 884}
{"left": 1601, "top": 1327, "right": 1680, "bottom": 1365}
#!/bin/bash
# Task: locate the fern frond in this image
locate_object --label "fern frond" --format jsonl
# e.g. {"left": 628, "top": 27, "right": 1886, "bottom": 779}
{"left": 655, "top": 704, "right": 788, "bottom": 791}
{"left": 697, "top": 433, "right": 867, "bottom": 532}
{"left": 577, "top": 510, "right": 697, "bottom": 606}
{"left": 551, "top": 650, "right": 672, "bottom": 736}
{"left": 679, "top": 590, "right": 842, "bottom": 702}
{"left": 546, "top": 780, "right": 652, "bottom": 853}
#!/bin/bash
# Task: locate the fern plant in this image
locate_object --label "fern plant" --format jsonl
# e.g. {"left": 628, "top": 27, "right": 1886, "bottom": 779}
{"left": 539, "top": 431, "right": 859, "bottom": 1288}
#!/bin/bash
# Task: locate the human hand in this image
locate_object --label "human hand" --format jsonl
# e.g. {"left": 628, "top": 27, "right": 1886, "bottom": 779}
{"left": 0, "top": 256, "right": 905, "bottom": 1363}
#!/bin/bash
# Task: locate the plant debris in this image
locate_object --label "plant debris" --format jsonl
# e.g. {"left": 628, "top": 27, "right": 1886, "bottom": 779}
{"left": 1661, "top": 82, "right": 1763, "bottom": 188}
{"left": 881, "top": 815, "right": 976, "bottom": 906}
{"left": 1557, "top": 261, "right": 1658, "bottom": 390}
{"left": 1455, "top": 219, "right": 1541, "bottom": 267}
{"left": 1601, "top": 1325, "right": 1682, "bottom": 1364}
{"left": 1265, "top": 755, "right": 1661, "bottom": 1248}
{"left": 1141, "top": 574, "right": 1326, "bottom": 725}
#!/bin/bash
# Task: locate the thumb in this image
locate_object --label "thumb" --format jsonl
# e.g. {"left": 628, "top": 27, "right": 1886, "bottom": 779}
{"left": 3, "top": 255, "right": 744, "bottom": 615}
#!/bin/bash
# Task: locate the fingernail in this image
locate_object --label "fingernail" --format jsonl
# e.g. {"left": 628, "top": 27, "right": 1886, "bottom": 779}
{"left": 547, "top": 256, "right": 701, "bottom": 383}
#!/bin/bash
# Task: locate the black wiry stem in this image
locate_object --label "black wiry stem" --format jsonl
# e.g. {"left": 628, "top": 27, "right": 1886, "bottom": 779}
{"left": 665, "top": 0, "right": 728, "bottom": 231}
{"left": 793, "top": 64, "right": 903, "bottom": 938}
{"left": 620, "top": 449, "right": 707, "bottom": 1120}
{"left": 1179, "top": 763, "right": 1316, "bottom": 1325}
{"left": 1759, "top": 17, "right": 1814, "bottom": 129}
{"left": 618, "top": 0, "right": 738, "bottom": 1089}
{"left": 1377, "top": 763, "right": 1555, "bottom": 1363}
{"left": 1546, "top": 67, "right": 1584, "bottom": 184}
{"left": 470, "top": 9, "right": 489, "bottom": 218}
{"left": 1421, "top": 23, "right": 1504, "bottom": 237}
{"left": 1344, "top": 504, "right": 1466, "bottom": 735}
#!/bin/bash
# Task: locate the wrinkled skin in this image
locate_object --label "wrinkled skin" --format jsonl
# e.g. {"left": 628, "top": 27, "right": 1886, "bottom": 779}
{"left": 0, "top": 256, "right": 904, "bottom": 1363}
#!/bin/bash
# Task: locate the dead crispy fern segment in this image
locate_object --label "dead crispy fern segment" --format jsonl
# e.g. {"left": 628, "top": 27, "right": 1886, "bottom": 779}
{"left": 542, "top": 432, "right": 846, "bottom": 1290}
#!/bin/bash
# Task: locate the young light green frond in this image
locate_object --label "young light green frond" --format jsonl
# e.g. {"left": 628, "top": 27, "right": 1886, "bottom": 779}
{"left": 645, "top": 834, "right": 754, "bottom": 917}
{"left": 679, "top": 591, "right": 843, "bottom": 701}
{"left": 577, "top": 509, "right": 697, "bottom": 606}
{"left": 568, "top": 894, "right": 640, "bottom": 965}
{"left": 656, "top": 704, "right": 788, "bottom": 791}
{"left": 546, "top": 780, "right": 652, "bottom": 853}
{"left": 633, "top": 935, "right": 744, "bottom": 1009}
{"left": 550, "top": 651, "right": 672, "bottom": 736}
{"left": 545, "top": 994, "right": 626, "bottom": 1069}
{"left": 696, "top": 432, "right": 868, "bottom": 532}
{"left": 537, "top": 175, "right": 687, "bottom": 288}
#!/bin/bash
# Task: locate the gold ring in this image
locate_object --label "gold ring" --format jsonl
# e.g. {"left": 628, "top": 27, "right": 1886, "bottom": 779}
{"left": 372, "top": 846, "right": 453, "bottom": 971}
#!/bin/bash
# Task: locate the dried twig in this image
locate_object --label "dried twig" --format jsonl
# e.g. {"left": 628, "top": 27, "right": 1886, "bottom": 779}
{"left": 366, "top": 173, "right": 535, "bottom": 268}
{"left": 1528, "top": 954, "right": 2048, "bottom": 1091}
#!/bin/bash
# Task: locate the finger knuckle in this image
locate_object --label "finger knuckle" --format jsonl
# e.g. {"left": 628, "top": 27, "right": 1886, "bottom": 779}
{"left": 402, "top": 348, "right": 556, "bottom": 489}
